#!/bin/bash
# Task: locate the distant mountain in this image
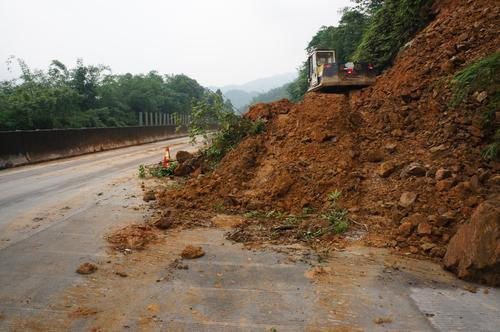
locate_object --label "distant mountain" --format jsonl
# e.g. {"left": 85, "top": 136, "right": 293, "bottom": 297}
{"left": 210, "top": 72, "right": 297, "bottom": 110}
{"left": 223, "top": 90, "right": 259, "bottom": 110}
{"left": 214, "top": 72, "right": 297, "bottom": 94}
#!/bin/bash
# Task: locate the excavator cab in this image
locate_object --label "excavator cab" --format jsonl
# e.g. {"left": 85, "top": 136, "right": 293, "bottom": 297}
{"left": 307, "top": 49, "right": 376, "bottom": 93}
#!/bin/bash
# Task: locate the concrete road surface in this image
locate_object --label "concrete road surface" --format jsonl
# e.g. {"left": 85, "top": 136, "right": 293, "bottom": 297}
{"left": 0, "top": 137, "right": 498, "bottom": 331}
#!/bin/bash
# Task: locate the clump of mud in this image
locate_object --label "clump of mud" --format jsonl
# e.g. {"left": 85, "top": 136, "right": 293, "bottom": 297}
{"left": 180, "top": 245, "right": 205, "bottom": 259}
{"left": 76, "top": 263, "right": 98, "bottom": 275}
{"left": 106, "top": 225, "right": 158, "bottom": 250}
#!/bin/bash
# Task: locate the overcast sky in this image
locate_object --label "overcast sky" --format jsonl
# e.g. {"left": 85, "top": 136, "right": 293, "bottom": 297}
{"left": 0, "top": 0, "right": 352, "bottom": 87}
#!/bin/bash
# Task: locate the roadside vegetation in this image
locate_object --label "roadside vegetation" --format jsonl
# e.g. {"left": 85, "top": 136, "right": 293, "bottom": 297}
{"left": 138, "top": 162, "right": 178, "bottom": 178}
{"left": 287, "top": 0, "right": 435, "bottom": 101}
{"left": 188, "top": 93, "right": 265, "bottom": 167}
{"left": 450, "top": 53, "right": 500, "bottom": 160}
{"left": 0, "top": 58, "right": 216, "bottom": 131}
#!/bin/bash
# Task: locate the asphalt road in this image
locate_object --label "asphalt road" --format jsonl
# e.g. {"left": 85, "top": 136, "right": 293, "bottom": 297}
{"left": 0, "top": 137, "right": 498, "bottom": 331}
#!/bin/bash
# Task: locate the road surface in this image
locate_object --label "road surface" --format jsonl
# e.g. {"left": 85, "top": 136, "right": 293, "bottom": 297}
{"left": 0, "top": 137, "right": 498, "bottom": 331}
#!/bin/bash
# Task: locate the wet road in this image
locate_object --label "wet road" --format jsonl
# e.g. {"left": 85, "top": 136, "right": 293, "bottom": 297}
{"left": 0, "top": 137, "right": 499, "bottom": 331}
{"left": 0, "top": 136, "right": 195, "bottom": 248}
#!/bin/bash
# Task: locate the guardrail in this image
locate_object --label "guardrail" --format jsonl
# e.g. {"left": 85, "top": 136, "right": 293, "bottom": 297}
{"left": 0, "top": 125, "right": 188, "bottom": 169}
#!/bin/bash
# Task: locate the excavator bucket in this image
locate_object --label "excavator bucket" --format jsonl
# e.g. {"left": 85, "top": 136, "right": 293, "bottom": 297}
{"left": 307, "top": 50, "right": 376, "bottom": 93}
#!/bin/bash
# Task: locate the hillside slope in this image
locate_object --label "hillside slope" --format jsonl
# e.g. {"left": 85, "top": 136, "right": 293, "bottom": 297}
{"left": 166, "top": 0, "right": 499, "bottom": 285}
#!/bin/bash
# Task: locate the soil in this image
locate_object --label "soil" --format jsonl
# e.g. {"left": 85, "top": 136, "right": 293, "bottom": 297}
{"left": 180, "top": 245, "right": 205, "bottom": 259}
{"left": 155, "top": 0, "right": 499, "bottom": 283}
{"left": 106, "top": 224, "right": 158, "bottom": 251}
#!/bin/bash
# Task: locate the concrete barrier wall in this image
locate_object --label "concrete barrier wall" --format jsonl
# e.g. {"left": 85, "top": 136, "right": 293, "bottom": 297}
{"left": 0, "top": 125, "right": 187, "bottom": 169}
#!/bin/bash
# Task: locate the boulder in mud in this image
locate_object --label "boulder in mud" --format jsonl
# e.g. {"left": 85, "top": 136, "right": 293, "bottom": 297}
{"left": 176, "top": 150, "right": 194, "bottom": 164}
{"left": 443, "top": 199, "right": 500, "bottom": 286}
{"left": 174, "top": 162, "right": 194, "bottom": 177}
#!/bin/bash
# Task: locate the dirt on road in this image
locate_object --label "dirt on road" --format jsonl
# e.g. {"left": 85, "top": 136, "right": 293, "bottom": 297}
{"left": 156, "top": 0, "right": 500, "bottom": 285}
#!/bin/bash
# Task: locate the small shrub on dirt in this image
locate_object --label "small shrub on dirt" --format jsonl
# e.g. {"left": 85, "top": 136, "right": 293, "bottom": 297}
{"left": 148, "top": 162, "right": 178, "bottom": 178}
{"left": 189, "top": 93, "right": 266, "bottom": 167}
{"left": 138, "top": 164, "right": 146, "bottom": 178}
{"left": 322, "top": 190, "right": 350, "bottom": 234}
{"left": 451, "top": 53, "right": 500, "bottom": 160}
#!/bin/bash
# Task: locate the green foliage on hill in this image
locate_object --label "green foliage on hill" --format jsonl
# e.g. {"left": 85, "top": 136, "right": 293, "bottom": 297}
{"left": 353, "top": 0, "right": 435, "bottom": 69}
{"left": 287, "top": 0, "right": 435, "bottom": 101}
{"left": 451, "top": 53, "right": 500, "bottom": 160}
{"left": 0, "top": 58, "right": 209, "bottom": 131}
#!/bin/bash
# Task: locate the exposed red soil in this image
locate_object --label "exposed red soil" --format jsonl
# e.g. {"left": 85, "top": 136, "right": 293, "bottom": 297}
{"left": 159, "top": 0, "right": 499, "bottom": 283}
{"left": 106, "top": 225, "right": 158, "bottom": 250}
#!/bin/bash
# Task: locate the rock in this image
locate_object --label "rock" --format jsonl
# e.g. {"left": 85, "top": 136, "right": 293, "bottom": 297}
{"left": 401, "top": 213, "right": 425, "bottom": 229}
{"left": 431, "top": 246, "right": 446, "bottom": 258}
{"left": 421, "top": 243, "right": 436, "bottom": 251}
{"left": 176, "top": 150, "right": 194, "bottom": 164}
{"left": 417, "top": 222, "right": 432, "bottom": 235}
{"left": 398, "top": 221, "right": 413, "bottom": 236}
{"left": 365, "top": 150, "right": 385, "bottom": 163}
{"left": 143, "top": 190, "right": 156, "bottom": 202}
{"left": 385, "top": 143, "right": 397, "bottom": 153}
{"left": 443, "top": 200, "right": 500, "bottom": 286}
{"left": 153, "top": 214, "right": 173, "bottom": 229}
{"left": 399, "top": 192, "right": 417, "bottom": 208}
{"left": 430, "top": 144, "right": 447, "bottom": 153}
{"left": 489, "top": 175, "right": 500, "bottom": 186}
{"left": 436, "top": 179, "right": 455, "bottom": 191}
{"left": 476, "top": 91, "right": 488, "bottom": 103}
{"left": 405, "top": 162, "right": 426, "bottom": 177}
{"left": 76, "top": 263, "right": 98, "bottom": 275}
{"left": 173, "top": 162, "right": 194, "bottom": 176}
{"left": 181, "top": 245, "right": 205, "bottom": 259}
{"left": 435, "top": 168, "right": 452, "bottom": 181}
{"left": 378, "top": 162, "right": 397, "bottom": 178}
{"left": 437, "top": 212, "right": 456, "bottom": 226}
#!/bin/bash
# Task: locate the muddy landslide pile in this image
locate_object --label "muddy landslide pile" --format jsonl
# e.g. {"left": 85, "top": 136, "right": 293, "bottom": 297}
{"left": 163, "top": 0, "right": 499, "bottom": 285}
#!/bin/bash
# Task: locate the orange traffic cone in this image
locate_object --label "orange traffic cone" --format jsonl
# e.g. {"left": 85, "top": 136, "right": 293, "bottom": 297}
{"left": 162, "top": 147, "right": 171, "bottom": 168}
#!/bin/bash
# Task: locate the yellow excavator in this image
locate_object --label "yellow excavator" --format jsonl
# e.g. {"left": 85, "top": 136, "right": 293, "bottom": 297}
{"left": 307, "top": 49, "right": 376, "bottom": 93}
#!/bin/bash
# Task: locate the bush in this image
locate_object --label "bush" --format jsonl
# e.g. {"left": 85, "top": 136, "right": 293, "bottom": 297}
{"left": 189, "top": 93, "right": 265, "bottom": 166}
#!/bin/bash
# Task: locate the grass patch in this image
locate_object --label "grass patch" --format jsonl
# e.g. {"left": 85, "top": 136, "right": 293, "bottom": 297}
{"left": 321, "top": 190, "right": 350, "bottom": 235}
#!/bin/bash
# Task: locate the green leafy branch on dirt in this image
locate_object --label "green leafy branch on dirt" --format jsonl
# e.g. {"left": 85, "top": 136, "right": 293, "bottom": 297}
{"left": 188, "top": 92, "right": 265, "bottom": 167}
{"left": 451, "top": 53, "right": 500, "bottom": 160}
{"left": 138, "top": 162, "right": 178, "bottom": 178}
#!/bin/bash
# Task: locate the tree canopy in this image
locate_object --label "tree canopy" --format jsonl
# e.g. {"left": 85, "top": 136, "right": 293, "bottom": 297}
{"left": 0, "top": 58, "right": 214, "bottom": 131}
